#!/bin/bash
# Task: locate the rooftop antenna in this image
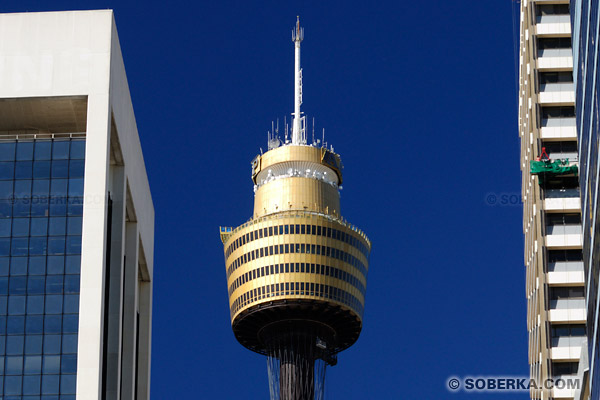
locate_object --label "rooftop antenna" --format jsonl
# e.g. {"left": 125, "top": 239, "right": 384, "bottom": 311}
{"left": 291, "top": 16, "right": 305, "bottom": 145}
{"left": 322, "top": 128, "right": 325, "bottom": 148}
{"left": 312, "top": 117, "right": 315, "bottom": 145}
{"left": 284, "top": 116, "right": 289, "bottom": 143}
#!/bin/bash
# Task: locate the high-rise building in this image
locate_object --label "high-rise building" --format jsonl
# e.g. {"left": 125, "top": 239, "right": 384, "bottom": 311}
{"left": 0, "top": 10, "right": 154, "bottom": 399}
{"left": 571, "top": 1, "right": 600, "bottom": 399}
{"left": 220, "top": 18, "right": 371, "bottom": 400}
{"left": 518, "top": 2, "right": 587, "bottom": 399}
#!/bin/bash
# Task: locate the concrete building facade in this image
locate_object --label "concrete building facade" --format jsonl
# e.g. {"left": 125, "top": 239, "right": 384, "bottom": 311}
{"left": 518, "top": 1, "right": 587, "bottom": 399}
{"left": 571, "top": 0, "right": 600, "bottom": 398}
{"left": 0, "top": 10, "right": 154, "bottom": 400}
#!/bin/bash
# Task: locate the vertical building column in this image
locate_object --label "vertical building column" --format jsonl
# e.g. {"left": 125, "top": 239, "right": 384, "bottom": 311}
{"left": 137, "top": 277, "right": 153, "bottom": 399}
{"left": 121, "top": 221, "right": 139, "bottom": 400}
{"left": 78, "top": 92, "right": 111, "bottom": 400}
{"left": 106, "top": 164, "right": 126, "bottom": 399}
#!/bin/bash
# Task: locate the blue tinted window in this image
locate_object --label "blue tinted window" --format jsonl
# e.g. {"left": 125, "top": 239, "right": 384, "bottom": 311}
{"left": 1, "top": 139, "right": 82, "bottom": 390}
{"left": 45, "top": 296, "right": 62, "bottom": 314}
{"left": 7, "top": 316, "right": 25, "bottom": 334}
{"left": 70, "top": 141, "right": 85, "bottom": 159}
{"left": 6, "top": 336, "right": 23, "bottom": 355}
{"left": 24, "top": 355, "right": 41, "bottom": 374}
{"left": 44, "top": 316, "right": 62, "bottom": 334}
{"left": 29, "top": 237, "right": 48, "bottom": 256}
{"left": 9, "top": 276, "right": 26, "bottom": 294}
{"left": 42, "top": 373, "right": 60, "bottom": 394}
{"left": 4, "top": 375, "right": 22, "bottom": 395}
{"left": 30, "top": 218, "right": 48, "bottom": 236}
{"left": 12, "top": 218, "right": 29, "bottom": 237}
{"left": 16, "top": 142, "right": 33, "bottom": 161}
{"left": 64, "top": 276, "right": 79, "bottom": 294}
{"left": 66, "top": 218, "right": 81, "bottom": 236}
{"left": 60, "top": 354, "right": 76, "bottom": 374}
{"left": 0, "top": 181, "right": 13, "bottom": 198}
{"left": 0, "top": 258, "right": 8, "bottom": 275}
{"left": 6, "top": 355, "right": 23, "bottom": 375}
{"left": 8, "top": 296, "right": 25, "bottom": 315}
{"left": 11, "top": 237, "right": 28, "bottom": 256}
{"left": 61, "top": 373, "right": 77, "bottom": 394}
{"left": 68, "top": 178, "right": 84, "bottom": 197}
{"left": 48, "top": 218, "right": 66, "bottom": 236}
{"left": 30, "top": 198, "right": 49, "bottom": 218}
{"left": 10, "top": 257, "right": 27, "bottom": 275}
{"left": 47, "top": 257, "right": 64, "bottom": 275}
{"left": 42, "top": 355, "right": 60, "bottom": 373}
{"left": 33, "top": 161, "right": 51, "bottom": 179}
{"left": 63, "top": 296, "right": 78, "bottom": 314}
{"left": 14, "top": 179, "right": 31, "bottom": 197}
{"left": 25, "top": 316, "right": 43, "bottom": 335}
{"left": 65, "top": 256, "right": 79, "bottom": 275}
{"left": 51, "top": 162, "right": 68, "bottom": 179}
{"left": 49, "top": 199, "right": 67, "bottom": 217}
{"left": 0, "top": 296, "right": 7, "bottom": 314}
{"left": 62, "top": 315, "right": 78, "bottom": 333}
{"left": 27, "top": 277, "right": 45, "bottom": 294}
{"left": 61, "top": 335, "right": 77, "bottom": 354}
{"left": 10, "top": 257, "right": 27, "bottom": 276}
{"left": 0, "top": 199, "right": 12, "bottom": 218}
{"left": 0, "top": 277, "right": 8, "bottom": 294}
{"left": 45, "top": 276, "right": 63, "bottom": 294}
{"left": 13, "top": 199, "right": 30, "bottom": 217}
{"left": 68, "top": 160, "right": 84, "bottom": 178}
{"left": 15, "top": 161, "right": 33, "bottom": 179}
{"left": 32, "top": 180, "right": 50, "bottom": 196}
{"left": 26, "top": 296, "right": 44, "bottom": 315}
{"left": 23, "top": 374, "right": 41, "bottom": 394}
{"left": 28, "top": 257, "right": 45, "bottom": 275}
{"left": 52, "top": 142, "right": 69, "bottom": 160}
{"left": 43, "top": 336, "right": 61, "bottom": 355}
{"left": 24, "top": 336, "right": 42, "bottom": 355}
{"left": 50, "top": 179, "right": 67, "bottom": 196}
{"left": 66, "top": 237, "right": 81, "bottom": 255}
{"left": 0, "top": 143, "right": 16, "bottom": 162}
{"left": 47, "top": 237, "right": 65, "bottom": 255}
{"left": 0, "top": 162, "right": 14, "bottom": 180}
{"left": 67, "top": 198, "right": 83, "bottom": 216}
{"left": 34, "top": 142, "right": 51, "bottom": 161}
{"left": 0, "top": 219, "right": 11, "bottom": 237}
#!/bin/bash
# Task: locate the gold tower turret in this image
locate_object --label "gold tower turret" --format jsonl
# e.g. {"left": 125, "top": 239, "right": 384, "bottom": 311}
{"left": 220, "top": 17, "right": 371, "bottom": 400}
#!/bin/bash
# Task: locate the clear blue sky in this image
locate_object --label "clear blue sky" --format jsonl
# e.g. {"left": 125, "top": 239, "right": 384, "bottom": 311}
{"left": 2, "top": 1, "right": 525, "bottom": 398}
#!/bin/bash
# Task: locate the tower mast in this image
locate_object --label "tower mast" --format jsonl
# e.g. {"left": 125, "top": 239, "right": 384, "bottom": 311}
{"left": 291, "top": 16, "right": 305, "bottom": 145}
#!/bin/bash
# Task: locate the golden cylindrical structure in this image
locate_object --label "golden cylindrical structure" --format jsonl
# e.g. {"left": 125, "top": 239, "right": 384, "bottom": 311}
{"left": 221, "top": 145, "right": 371, "bottom": 355}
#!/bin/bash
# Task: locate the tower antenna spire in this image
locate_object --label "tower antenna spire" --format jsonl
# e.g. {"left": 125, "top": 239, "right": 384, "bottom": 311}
{"left": 291, "top": 16, "right": 305, "bottom": 145}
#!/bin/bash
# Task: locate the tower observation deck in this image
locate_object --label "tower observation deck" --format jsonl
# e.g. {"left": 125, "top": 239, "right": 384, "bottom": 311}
{"left": 220, "top": 17, "right": 371, "bottom": 400}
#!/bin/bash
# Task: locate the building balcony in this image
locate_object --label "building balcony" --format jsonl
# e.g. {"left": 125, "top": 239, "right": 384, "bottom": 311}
{"left": 546, "top": 233, "right": 582, "bottom": 249}
{"left": 539, "top": 82, "right": 575, "bottom": 105}
{"left": 553, "top": 385, "right": 577, "bottom": 399}
{"left": 547, "top": 258, "right": 584, "bottom": 285}
{"left": 541, "top": 117, "right": 577, "bottom": 139}
{"left": 544, "top": 188, "right": 581, "bottom": 212}
{"left": 536, "top": 15, "right": 571, "bottom": 36}
{"left": 544, "top": 198, "right": 581, "bottom": 212}
{"left": 550, "top": 338, "right": 584, "bottom": 361}
{"left": 548, "top": 298, "right": 586, "bottom": 322}
{"left": 538, "top": 49, "right": 573, "bottom": 70}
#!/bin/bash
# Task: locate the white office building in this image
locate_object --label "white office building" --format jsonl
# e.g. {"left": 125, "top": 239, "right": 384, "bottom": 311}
{"left": 0, "top": 10, "right": 154, "bottom": 400}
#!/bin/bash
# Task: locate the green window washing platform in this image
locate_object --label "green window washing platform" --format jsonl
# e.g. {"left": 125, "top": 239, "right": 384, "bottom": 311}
{"left": 530, "top": 159, "right": 578, "bottom": 185}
